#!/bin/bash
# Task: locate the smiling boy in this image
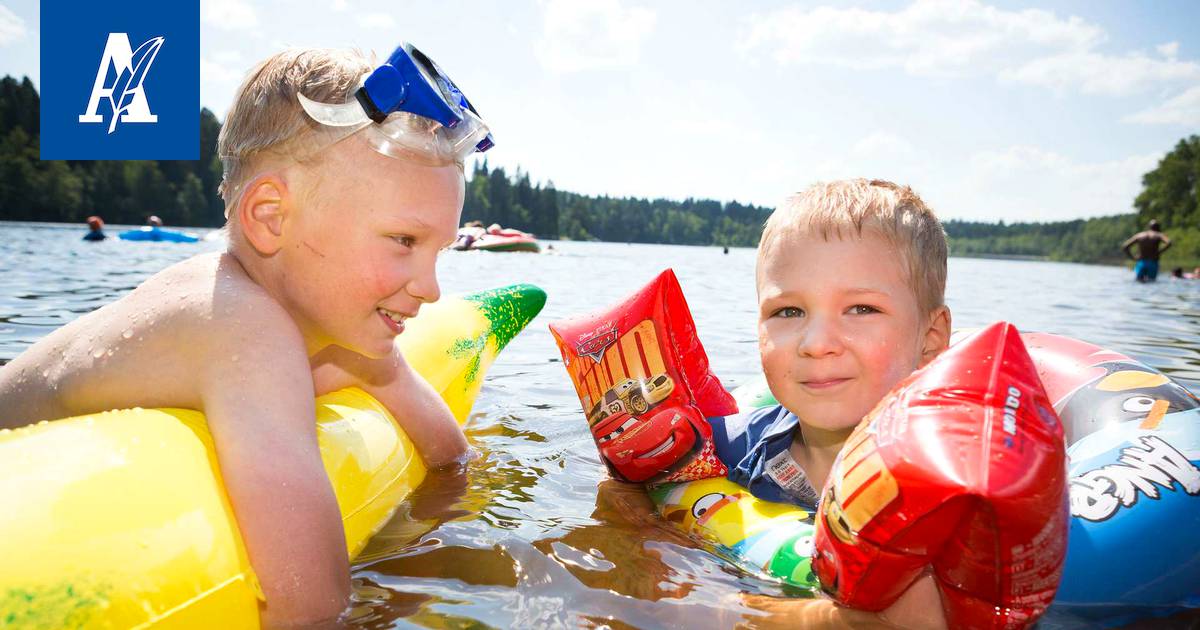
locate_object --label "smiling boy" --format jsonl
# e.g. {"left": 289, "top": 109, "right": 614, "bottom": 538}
{"left": 711, "top": 179, "right": 953, "bottom": 627}
{"left": 0, "top": 44, "right": 491, "bottom": 627}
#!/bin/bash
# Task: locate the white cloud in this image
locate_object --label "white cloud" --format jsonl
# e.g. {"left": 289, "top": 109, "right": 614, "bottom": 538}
{"left": 0, "top": 5, "right": 26, "bottom": 46}
{"left": 966, "top": 146, "right": 1159, "bottom": 220}
{"left": 851, "top": 132, "right": 915, "bottom": 160}
{"left": 535, "top": 0, "right": 656, "bottom": 74}
{"left": 356, "top": 12, "right": 396, "bottom": 30}
{"left": 808, "top": 131, "right": 920, "bottom": 173}
{"left": 1124, "top": 85, "right": 1200, "bottom": 126}
{"left": 738, "top": 0, "right": 1198, "bottom": 96}
{"left": 785, "top": 132, "right": 929, "bottom": 199}
{"left": 201, "top": 57, "right": 244, "bottom": 85}
{"left": 202, "top": 0, "right": 259, "bottom": 30}
{"left": 1000, "top": 51, "right": 1199, "bottom": 96}
{"left": 738, "top": 0, "right": 1102, "bottom": 77}
{"left": 212, "top": 49, "right": 244, "bottom": 65}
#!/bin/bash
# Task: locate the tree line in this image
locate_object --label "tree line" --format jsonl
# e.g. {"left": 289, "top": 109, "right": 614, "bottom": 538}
{"left": 0, "top": 76, "right": 226, "bottom": 227}
{"left": 944, "top": 135, "right": 1199, "bottom": 269}
{"left": 0, "top": 75, "right": 771, "bottom": 246}
{"left": 463, "top": 160, "right": 771, "bottom": 246}
{"left": 1, "top": 74, "right": 1196, "bottom": 264}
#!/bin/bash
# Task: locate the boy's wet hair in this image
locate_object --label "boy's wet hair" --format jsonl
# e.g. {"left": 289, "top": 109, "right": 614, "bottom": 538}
{"left": 217, "top": 48, "right": 373, "bottom": 213}
{"left": 759, "top": 179, "right": 948, "bottom": 314}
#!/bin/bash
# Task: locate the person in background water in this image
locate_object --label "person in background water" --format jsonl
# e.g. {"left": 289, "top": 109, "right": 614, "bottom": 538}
{"left": 454, "top": 220, "right": 486, "bottom": 249}
{"left": 1122, "top": 219, "right": 1172, "bottom": 282}
{"left": 147, "top": 215, "right": 164, "bottom": 228}
{"left": 83, "top": 216, "right": 106, "bottom": 241}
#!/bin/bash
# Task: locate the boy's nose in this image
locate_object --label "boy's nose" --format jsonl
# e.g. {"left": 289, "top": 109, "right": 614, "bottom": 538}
{"left": 796, "top": 319, "right": 844, "bottom": 358}
{"left": 408, "top": 257, "right": 441, "bottom": 304}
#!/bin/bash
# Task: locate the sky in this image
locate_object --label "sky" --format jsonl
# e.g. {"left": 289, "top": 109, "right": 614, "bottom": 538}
{"left": 1, "top": 0, "right": 1198, "bottom": 222}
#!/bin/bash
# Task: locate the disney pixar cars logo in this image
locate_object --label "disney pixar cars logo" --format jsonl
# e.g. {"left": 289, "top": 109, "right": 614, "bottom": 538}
{"left": 576, "top": 325, "right": 618, "bottom": 364}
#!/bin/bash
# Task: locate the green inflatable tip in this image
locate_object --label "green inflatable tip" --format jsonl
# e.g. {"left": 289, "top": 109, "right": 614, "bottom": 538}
{"left": 464, "top": 284, "right": 547, "bottom": 350}
{"left": 645, "top": 484, "right": 674, "bottom": 503}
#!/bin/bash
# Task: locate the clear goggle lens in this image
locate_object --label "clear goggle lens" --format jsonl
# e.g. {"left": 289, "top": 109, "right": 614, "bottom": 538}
{"left": 361, "top": 108, "right": 490, "bottom": 166}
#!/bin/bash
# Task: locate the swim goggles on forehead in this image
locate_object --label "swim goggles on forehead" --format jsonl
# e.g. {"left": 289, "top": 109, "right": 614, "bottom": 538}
{"left": 297, "top": 43, "right": 494, "bottom": 166}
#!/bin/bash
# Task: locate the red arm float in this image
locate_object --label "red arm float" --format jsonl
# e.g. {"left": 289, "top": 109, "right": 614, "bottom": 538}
{"left": 813, "top": 322, "right": 1068, "bottom": 629}
{"left": 549, "top": 269, "right": 736, "bottom": 483}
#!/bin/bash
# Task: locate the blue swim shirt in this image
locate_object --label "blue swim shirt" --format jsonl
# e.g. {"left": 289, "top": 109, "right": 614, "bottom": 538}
{"left": 708, "top": 404, "right": 820, "bottom": 508}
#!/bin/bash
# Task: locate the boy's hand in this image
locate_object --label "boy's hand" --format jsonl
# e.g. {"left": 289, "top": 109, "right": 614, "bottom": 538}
{"left": 310, "top": 344, "right": 468, "bottom": 468}
{"left": 878, "top": 575, "right": 948, "bottom": 630}
{"left": 594, "top": 478, "right": 662, "bottom": 529}
{"left": 735, "top": 576, "right": 947, "bottom": 630}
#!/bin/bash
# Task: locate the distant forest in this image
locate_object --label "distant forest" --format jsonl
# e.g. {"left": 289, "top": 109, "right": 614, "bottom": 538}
{"left": 2, "top": 76, "right": 1196, "bottom": 265}
{"left": 0, "top": 75, "right": 770, "bottom": 246}
{"left": 945, "top": 135, "right": 1199, "bottom": 269}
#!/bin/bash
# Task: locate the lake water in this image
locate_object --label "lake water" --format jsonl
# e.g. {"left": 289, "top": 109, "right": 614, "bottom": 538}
{"left": 2, "top": 221, "right": 1199, "bottom": 628}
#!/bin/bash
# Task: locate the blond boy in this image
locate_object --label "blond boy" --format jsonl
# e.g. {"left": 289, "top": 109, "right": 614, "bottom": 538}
{"left": 710, "top": 179, "right": 953, "bottom": 627}
{"left": 0, "top": 46, "right": 486, "bottom": 626}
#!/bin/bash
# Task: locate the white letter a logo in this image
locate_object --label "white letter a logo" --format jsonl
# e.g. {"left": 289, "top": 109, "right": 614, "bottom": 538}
{"left": 79, "top": 33, "right": 165, "bottom": 133}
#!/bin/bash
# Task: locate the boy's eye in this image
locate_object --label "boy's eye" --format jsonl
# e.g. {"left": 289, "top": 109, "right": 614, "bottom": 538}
{"left": 849, "top": 305, "right": 880, "bottom": 315}
{"left": 393, "top": 235, "right": 416, "bottom": 248}
{"left": 773, "top": 306, "right": 804, "bottom": 319}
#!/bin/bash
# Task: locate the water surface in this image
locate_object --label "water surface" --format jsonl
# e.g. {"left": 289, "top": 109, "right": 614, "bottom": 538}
{"left": 2, "top": 221, "right": 1198, "bottom": 628}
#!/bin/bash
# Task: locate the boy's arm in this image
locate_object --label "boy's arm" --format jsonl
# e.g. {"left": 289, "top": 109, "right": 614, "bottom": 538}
{"left": 1161, "top": 234, "right": 1172, "bottom": 253}
{"left": 204, "top": 329, "right": 350, "bottom": 628}
{"left": 310, "top": 344, "right": 468, "bottom": 468}
{"left": 739, "top": 575, "right": 947, "bottom": 629}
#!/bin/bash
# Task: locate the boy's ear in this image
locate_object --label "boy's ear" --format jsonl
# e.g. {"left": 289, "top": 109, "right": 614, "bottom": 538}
{"left": 236, "top": 175, "right": 290, "bottom": 255}
{"left": 919, "top": 306, "right": 952, "bottom": 368}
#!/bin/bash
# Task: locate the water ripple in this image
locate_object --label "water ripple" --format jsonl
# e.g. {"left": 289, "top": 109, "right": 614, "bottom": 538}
{"left": 3, "top": 223, "right": 1198, "bottom": 627}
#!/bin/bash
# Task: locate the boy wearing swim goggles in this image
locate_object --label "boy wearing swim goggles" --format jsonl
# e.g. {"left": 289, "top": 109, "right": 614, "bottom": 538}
{"left": 0, "top": 43, "right": 491, "bottom": 627}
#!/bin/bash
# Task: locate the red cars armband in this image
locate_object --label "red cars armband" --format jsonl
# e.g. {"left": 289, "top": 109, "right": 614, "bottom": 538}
{"left": 549, "top": 269, "right": 737, "bottom": 483}
{"left": 813, "top": 322, "right": 1068, "bottom": 629}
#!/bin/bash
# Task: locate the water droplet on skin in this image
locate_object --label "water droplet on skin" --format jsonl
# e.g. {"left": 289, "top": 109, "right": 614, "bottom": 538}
{"left": 122, "top": 329, "right": 133, "bottom": 339}
{"left": 41, "top": 370, "right": 50, "bottom": 378}
{"left": 231, "top": 355, "right": 239, "bottom": 363}
{"left": 92, "top": 348, "right": 105, "bottom": 359}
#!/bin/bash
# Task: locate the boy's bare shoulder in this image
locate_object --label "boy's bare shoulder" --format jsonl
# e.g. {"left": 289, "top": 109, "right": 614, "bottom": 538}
{"left": 108, "top": 251, "right": 302, "bottom": 357}
{"left": 0, "top": 252, "right": 308, "bottom": 425}
{"left": 168, "top": 253, "right": 304, "bottom": 351}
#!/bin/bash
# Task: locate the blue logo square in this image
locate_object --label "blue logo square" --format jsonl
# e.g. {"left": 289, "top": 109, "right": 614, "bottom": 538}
{"left": 40, "top": 0, "right": 199, "bottom": 160}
